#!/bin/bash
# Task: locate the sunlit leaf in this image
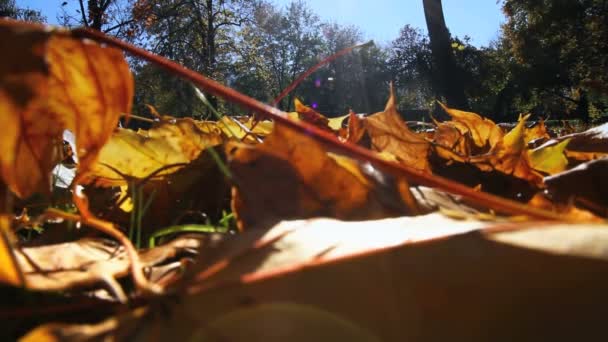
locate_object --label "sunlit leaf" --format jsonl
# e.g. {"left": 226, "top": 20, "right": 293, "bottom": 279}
{"left": 528, "top": 138, "right": 570, "bottom": 175}
{"left": 0, "top": 215, "right": 24, "bottom": 287}
{"left": 0, "top": 21, "right": 132, "bottom": 198}
{"left": 524, "top": 117, "right": 550, "bottom": 144}
{"left": 227, "top": 123, "right": 416, "bottom": 229}
{"left": 471, "top": 115, "right": 543, "bottom": 185}
{"left": 294, "top": 98, "right": 333, "bottom": 132}
{"left": 438, "top": 102, "right": 503, "bottom": 151}
{"left": 85, "top": 118, "right": 223, "bottom": 186}
{"left": 363, "top": 86, "right": 431, "bottom": 172}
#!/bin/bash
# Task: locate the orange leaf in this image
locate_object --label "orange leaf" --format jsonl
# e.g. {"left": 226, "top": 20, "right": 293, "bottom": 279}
{"left": 363, "top": 86, "right": 431, "bottom": 172}
{"left": 471, "top": 115, "right": 543, "bottom": 185}
{"left": 294, "top": 98, "right": 333, "bottom": 132}
{"left": 0, "top": 21, "right": 133, "bottom": 198}
{"left": 438, "top": 102, "right": 503, "bottom": 152}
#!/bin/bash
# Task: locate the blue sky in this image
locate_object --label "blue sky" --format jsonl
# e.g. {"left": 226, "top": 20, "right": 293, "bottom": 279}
{"left": 18, "top": 0, "right": 505, "bottom": 47}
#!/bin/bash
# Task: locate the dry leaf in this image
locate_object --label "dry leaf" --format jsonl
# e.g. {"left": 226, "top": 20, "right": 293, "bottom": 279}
{"left": 438, "top": 102, "right": 503, "bottom": 152}
{"left": 227, "top": 123, "right": 415, "bottom": 229}
{"left": 363, "top": 87, "right": 430, "bottom": 171}
{"left": 528, "top": 138, "right": 570, "bottom": 175}
{"left": 0, "top": 215, "right": 23, "bottom": 286}
{"left": 85, "top": 118, "right": 223, "bottom": 186}
{"left": 294, "top": 98, "right": 333, "bottom": 132}
{"left": 0, "top": 21, "right": 132, "bottom": 198}
{"left": 545, "top": 157, "right": 608, "bottom": 209}
{"left": 28, "top": 218, "right": 608, "bottom": 341}
{"left": 471, "top": 115, "right": 543, "bottom": 185}
{"left": 524, "top": 118, "right": 550, "bottom": 144}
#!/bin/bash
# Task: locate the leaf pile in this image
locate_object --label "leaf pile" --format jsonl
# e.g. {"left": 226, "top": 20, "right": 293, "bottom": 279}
{"left": 2, "top": 20, "right": 608, "bottom": 341}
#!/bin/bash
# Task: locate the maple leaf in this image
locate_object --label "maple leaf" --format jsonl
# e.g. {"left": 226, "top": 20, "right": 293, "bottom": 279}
{"left": 0, "top": 21, "right": 132, "bottom": 198}
{"left": 471, "top": 115, "right": 543, "bottom": 185}
{"left": 438, "top": 102, "right": 504, "bottom": 152}
{"left": 227, "top": 123, "right": 416, "bottom": 230}
{"left": 363, "top": 86, "right": 431, "bottom": 171}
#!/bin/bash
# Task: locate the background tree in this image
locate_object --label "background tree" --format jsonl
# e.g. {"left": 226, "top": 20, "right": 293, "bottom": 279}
{"left": 232, "top": 0, "right": 323, "bottom": 112}
{"left": 59, "top": 0, "right": 142, "bottom": 39}
{"left": 502, "top": 0, "right": 608, "bottom": 123}
{"left": 389, "top": 24, "right": 433, "bottom": 110}
{"left": 422, "top": 0, "right": 468, "bottom": 110}
{"left": 0, "top": 0, "right": 45, "bottom": 22}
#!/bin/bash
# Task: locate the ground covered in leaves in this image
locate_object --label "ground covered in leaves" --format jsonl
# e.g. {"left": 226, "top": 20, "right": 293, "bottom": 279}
{"left": 2, "top": 20, "right": 608, "bottom": 341}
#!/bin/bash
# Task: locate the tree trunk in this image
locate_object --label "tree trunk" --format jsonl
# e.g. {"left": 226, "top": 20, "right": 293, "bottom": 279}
{"left": 206, "top": 0, "right": 218, "bottom": 109}
{"left": 87, "top": 0, "right": 103, "bottom": 30}
{"left": 422, "top": 0, "right": 468, "bottom": 110}
{"left": 575, "top": 89, "right": 589, "bottom": 125}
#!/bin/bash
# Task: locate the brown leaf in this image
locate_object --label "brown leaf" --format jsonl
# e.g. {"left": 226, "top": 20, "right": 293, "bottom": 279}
{"left": 27, "top": 218, "right": 608, "bottom": 341}
{"left": 438, "top": 102, "right": 504, "bottom": 152}
{"left": 544, "top": 157, "right": 608, "bottom": 210}
{"left": 0, "top": 215, "right": 24, "bottom": 287}
{"left": 471, "top": 115, "right": 544, "bottom": 186}
{"left": 524, "top": 118, "right": 550, "bottom": 144}
{"left": 0, "top": 21, "right": 132, "bottom": 198}
{"left": 227, "top": 123, "right": 416, "bottom": 230}
{"left": 294, "top": 98, "right": 333, "bottom": 132}
{"left": 363, "top": 87, "right": 430, "bottom": 171}
{"left": 550, "top": 122, "right": 608, "bottom": 161}
{"left": 14, "top": 235, "right": 204, "bottom": 295}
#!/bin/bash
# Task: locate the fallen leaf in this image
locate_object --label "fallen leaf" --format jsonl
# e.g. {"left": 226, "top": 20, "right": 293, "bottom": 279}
{"left": 14, "top": 235, "right": 205, "bottom": 294}
{"left": 227, "top": 123, "right": 415, "bottom": 229}
{"left": 85, "top": 118, "right": 223, "bottom": 186}
{"left": 438, "top": 102, "right": 504, "bottom": 152}
{"left": 552, "top": 123, "right": 608, "bottom": 161}
{"left": 363, "top": 86, "right": 430, "bottom": 171}
{"left": 294, "top": 98, "right": 333, "bottom": 132}
{"left": 27, "top": 218, "right": 608, "bottom": 341}
{"left": 0, "top": 21, "right": 132, "bottom": 198}
{"left": 0, "top": 215, "right": 24, "bottom": 287}
{"left": 545, "top": 157, "right": 608, "bottom": 210}
{"left": 471, "top": 115, "right": 543, "bottom": 185}
{"left": 524, "top": 118, "right": 550, "bottom": 144}
{"left": 528, "top": 138, "right": 570, "bottom": 175}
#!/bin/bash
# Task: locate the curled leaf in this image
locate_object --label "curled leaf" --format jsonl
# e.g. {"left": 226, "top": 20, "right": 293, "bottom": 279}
{"left": 438, "top": 102, "right": 503, "bottom": 151}
{"left": 0, "top": 21, "right": 133, "bottom": 198}
{"left": 363, "top": 86, "right": 430, "bottom": 171}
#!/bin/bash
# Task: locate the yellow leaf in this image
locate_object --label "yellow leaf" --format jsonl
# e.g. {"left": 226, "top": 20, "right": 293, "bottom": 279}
{"left": 524, "top": 118, "right": 550, "bottom": 144}
{"left": 85, "top": 118, "right": 223, "bottom": 186}
{"left": 0, "top": 21, "right": 132, "bottom": 198}
{"left": 528, "top": 138, "right": 571, "bottom": 175}
{"left": 328, "top": 114, "right": 349, "bottom": 131}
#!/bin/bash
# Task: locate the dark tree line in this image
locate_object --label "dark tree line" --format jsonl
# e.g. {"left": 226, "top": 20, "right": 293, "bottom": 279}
{"left": 7, "top": 0, "right": 608, "bottom": 123}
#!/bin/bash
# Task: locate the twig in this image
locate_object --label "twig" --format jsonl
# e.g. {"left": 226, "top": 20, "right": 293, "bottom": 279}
{"left": 70, "top": 28, "right": 569, "bottom": 221}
